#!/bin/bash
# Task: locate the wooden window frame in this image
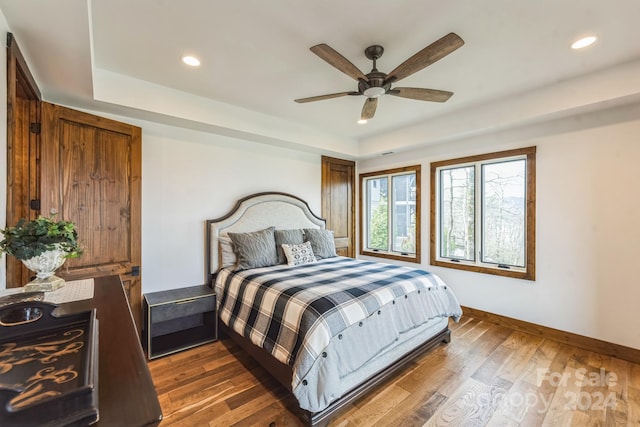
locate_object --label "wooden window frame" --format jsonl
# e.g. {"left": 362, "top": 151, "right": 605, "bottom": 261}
{"left": 430, "top": 147, "right": 536, "bottom": 280}
{"left": 359, "top": 165, "right": 421, "bottom": 263}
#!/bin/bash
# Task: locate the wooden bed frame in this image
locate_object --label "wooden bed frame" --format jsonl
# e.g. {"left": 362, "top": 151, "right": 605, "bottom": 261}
{"left": 206, "top": 192, "right": 452, "bottom": 427}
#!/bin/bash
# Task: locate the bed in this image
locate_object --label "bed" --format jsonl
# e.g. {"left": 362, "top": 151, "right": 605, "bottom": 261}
{"left": 206, "top": 192, "right": 462, "bottom": 426}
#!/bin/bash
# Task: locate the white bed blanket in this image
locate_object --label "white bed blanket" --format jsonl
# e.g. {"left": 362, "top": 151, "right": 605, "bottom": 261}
{"left": 215, "top": 257, "right": 462, "bottom": 412}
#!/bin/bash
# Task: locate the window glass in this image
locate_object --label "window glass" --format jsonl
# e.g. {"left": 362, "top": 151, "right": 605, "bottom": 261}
{"left": 366, "top": 177, "right": 388, "bottom": 251}
{"left": 481, "top": 159, "right": 526, "bottom": 267}
{"left": 439, "top": 166, "right": 475, "bottom": 261}
{"left": 392, "top": 173, "right": 416, "bottom": 254}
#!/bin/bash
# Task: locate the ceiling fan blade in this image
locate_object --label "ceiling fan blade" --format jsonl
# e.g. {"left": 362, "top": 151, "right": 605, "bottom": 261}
{"left": 310, "top": 44, "right": 369, "bottom": 81}
{"left": 361, "top": 98, "right": 378, "bottom": 120}
{"left": 386, "top": 33, "right": 464, "bottom": 83}
{"left": 388, "top": 87, "right": 453, "bottom": 102}
{"left": 294, "top": 91, "right": 358, "bottom": 103}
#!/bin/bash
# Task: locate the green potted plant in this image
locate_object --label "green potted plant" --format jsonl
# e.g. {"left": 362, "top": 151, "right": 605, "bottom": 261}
{"left": 0, "top": 216, "right": 82, "bottom": 291}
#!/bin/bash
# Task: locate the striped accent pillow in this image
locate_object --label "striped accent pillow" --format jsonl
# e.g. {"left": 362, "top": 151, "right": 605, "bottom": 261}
{"left": 228, "top": 226, "right": 278, "bottom": 271}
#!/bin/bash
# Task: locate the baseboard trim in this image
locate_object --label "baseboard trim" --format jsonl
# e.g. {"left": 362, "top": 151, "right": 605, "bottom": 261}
{"left": 460, "top": 305, "right": 640, "bottom": 365}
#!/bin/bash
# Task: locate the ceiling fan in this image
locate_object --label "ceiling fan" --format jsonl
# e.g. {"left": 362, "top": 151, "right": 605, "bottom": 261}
{"left": 294, "top": 33, "right": 464, "bottom": 121}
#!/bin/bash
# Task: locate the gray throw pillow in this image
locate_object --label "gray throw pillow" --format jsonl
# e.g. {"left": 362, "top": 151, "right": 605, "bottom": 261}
{"left": 228, "top": 226, "right": 278, "bottom": 271}
{"left": 275, "top": 229, "right": 305, "bottom": 264}
{"left": 304, "top": 228, "right": 337, "bottom": 259}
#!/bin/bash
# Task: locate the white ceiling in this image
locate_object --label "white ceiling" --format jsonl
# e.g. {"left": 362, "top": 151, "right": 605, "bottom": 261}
{"left": 1, "top": 0, "right": 640, "bottom": 158}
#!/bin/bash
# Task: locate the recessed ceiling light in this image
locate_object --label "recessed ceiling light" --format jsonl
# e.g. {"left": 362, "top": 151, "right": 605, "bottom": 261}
{"left": 571, "top": 36, "right": 597, "bottom": 50}
{"left": 357, "top": 119, "right": 368, "bottom": 124}
{"left": 182, "top": 55, "right": 201, "bottom": 66}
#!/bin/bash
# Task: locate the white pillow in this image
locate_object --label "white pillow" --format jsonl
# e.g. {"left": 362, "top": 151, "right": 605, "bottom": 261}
{"left": 281, "top": 241, "right": 317, "bottom": 266}
{"left": 219, "top": 235, "right": 237, "bottom": 269}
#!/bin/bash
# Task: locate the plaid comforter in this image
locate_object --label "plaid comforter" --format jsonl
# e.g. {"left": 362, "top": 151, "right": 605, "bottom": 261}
{"left": 215, "top": 256, "right": 462, "bottom": 388}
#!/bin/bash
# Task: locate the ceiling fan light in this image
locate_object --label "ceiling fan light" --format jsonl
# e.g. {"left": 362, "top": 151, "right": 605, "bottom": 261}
{"left": 357, "top": 119, "right": 368, "bottom": 124}
{"left": 363, "top": 87, "right": 385, "bottom": 98}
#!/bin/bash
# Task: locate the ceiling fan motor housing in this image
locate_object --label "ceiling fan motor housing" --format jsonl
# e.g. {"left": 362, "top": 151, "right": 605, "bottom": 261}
{"left": 360, "top": 70, "right": 390, "bottom": 98}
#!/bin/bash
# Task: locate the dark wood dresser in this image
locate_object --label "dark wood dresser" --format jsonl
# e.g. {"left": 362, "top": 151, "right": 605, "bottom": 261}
{"left": 56, "top": 275, "right": 162, "bottom": 426}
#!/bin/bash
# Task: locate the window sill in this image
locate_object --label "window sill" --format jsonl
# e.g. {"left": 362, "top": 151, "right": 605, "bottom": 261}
{"left": 430, "top": 259, "right": 535, "bottom": 281}
{"left": 360, "top": 250, "right": 420, "bottom": 264}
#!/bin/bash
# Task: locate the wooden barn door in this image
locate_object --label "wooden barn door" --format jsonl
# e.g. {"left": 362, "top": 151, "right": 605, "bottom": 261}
{"left": 40, "top": 102, "right": 143, "bottom": 331}
{"left": 321, "top": 156, "right": 355, "bottom": 257}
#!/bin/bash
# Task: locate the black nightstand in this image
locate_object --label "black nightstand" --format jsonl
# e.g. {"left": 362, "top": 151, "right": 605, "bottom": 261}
{"left": 143, "top": 285, "right": 217, "bottom": 359}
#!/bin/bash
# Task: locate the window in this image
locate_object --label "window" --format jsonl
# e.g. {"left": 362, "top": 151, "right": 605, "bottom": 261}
{"left": 430, "top": 147, "right": 536, "bottom": 280}
{"left": 360, "top": 165, "right": 421, "bottom": 263}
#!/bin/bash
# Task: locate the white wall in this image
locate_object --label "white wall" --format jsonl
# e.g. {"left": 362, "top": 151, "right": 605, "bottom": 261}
{"left": 0, "top": 13, "right": 10, "bottom": 290}
{"left": 358, "top": 106, "right": 640, "bottom": 349}
{"left": 121, "top": 116, "right": 322, "bottom": 293}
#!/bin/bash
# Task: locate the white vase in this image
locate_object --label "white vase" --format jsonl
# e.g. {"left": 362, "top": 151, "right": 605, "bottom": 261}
{"left": 21, "top": 247, "right": 67, "bottom": 292}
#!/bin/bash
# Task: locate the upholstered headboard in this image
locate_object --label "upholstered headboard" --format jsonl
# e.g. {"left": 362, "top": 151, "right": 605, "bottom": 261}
{"left": 205, "top": 192, "right": 326, "bottom": 283}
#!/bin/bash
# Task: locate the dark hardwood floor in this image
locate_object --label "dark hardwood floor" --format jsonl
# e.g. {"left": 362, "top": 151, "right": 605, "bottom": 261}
{"left": 149, "top": 315, "right": 640, "bottom": 426}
